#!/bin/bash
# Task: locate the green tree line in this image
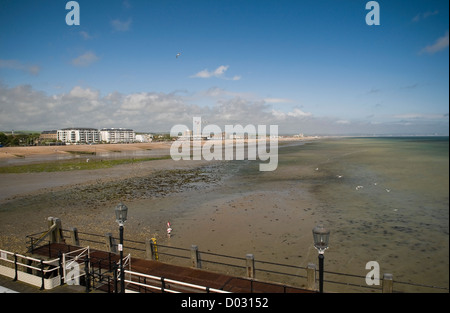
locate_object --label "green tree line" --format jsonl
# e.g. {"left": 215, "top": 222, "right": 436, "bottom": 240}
{"left": 0, "top": 132, "right": 40, "bottom": 147}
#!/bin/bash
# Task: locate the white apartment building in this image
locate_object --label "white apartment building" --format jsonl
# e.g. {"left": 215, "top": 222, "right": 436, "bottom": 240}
{"left": 57, "top": 128, "right": 100, "bottom": 144}
{"left": 100, "top": 128, "right": 135, "bottom": 143}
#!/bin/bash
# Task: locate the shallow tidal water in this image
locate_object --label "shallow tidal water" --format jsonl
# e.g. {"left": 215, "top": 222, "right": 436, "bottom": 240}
{"left": 275, "top": 137, "right": 449, "bottom": 292}
{"left": 131, "top": 137, "right": 448, "bottom": 292}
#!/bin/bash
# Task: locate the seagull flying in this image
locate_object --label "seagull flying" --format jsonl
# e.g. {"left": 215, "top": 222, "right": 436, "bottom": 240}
{"left": 176, "top": 52, "right": 181, "bottom": 58}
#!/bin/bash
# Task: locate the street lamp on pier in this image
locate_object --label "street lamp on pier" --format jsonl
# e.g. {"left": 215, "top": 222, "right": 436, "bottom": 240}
{"left": 312, "top": 224, "right": 330, "bottom": 293}
{"left": 115, "top": 202, "right": 128, "bottom": 293}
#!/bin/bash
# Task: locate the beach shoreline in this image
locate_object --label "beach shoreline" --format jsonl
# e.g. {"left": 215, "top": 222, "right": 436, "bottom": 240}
{"left": 0, "top": 137, "right": 318, "bottom": 160}
{"left": 0, "top": 142, "right": 172, "bottom": 159}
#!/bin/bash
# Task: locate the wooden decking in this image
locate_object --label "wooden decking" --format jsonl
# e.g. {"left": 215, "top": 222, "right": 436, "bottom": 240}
{"left": 31, "top": 243, "right": 315, "bottom": 293}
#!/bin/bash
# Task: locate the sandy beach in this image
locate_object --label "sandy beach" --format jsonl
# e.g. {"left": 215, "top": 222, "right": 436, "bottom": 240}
{"left": 0, "top": 142, "right": 172, "bottom": 159}
{"left": 0, "top": 137, "right": 314, "bottom": 160}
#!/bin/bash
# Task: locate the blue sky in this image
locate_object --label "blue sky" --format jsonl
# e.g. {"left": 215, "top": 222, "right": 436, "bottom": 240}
{"left": 0, "top": 0, "right": 448, "bottom": 135}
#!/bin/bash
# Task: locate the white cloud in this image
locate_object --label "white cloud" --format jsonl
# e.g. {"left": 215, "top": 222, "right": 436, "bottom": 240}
{"left": 111, "top": 18, "right": 132, "bottom": 32}
{"left": 0, "top": 59, "right": 40, "bottom": 75}
{"left": 213, "top": 65, "right": 228, "bottom": 76}
{"left": 392, "top": 113, "right": 449, "bottom": 120}
{"left": 270, "top": 108, "right": 312, "bottom": 120}
{"left": 191, "top": 65, "right": 241, "bottom": 80}
{"left": 71, "top": 51, "right": 99, "bottom": 67}
{"left": 271, "top": 110, "right": 286, "bottom": 120}
{"left": 122, "top": 0, "right": 131, "bottom": 9}
{"left": 412, "top": 10, "right": 439, "bottom": 23}
{"left": 79, "top": 31, "right": 93, "bottom": 40}
{"left": 69, "top": 86, "right": 99, "bottom": 99}
{"left": 264, "top": 98, "right": 294, "bottom": 104}
{"left": 288, "top": 108, "right": 312, "bottom": 118}
{"left": 121, "top": 93, "right": 152, "bottom": 110}
{"left": 200, "top": 87, "right": 254, "bottom": 101}
{"left": 0, "top": 84, "right": 448, "bottom": 135}
{"left": 192, "top": 69, "right": 215, "bottom": 79}
{"left": 335, "top": 120, "right": 350, "bottom": 124}
{"left": 64, "top": 86, "right": 103, "bottom": 113}
{"left": 420, "top": 31, "right": 449, "bottom": 54}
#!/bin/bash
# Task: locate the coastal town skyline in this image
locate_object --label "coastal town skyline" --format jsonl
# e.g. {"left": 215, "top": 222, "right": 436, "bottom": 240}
{"left": 0, "top": 0, "right": 448, "bottom": 135}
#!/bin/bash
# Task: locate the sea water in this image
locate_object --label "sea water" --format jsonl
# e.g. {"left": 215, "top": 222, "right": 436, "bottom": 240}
{"left": 173, "top": 137, "right": 449, "bottom": 291}
{"left": 273, "top": 137, "right": 449, "bottom": 291}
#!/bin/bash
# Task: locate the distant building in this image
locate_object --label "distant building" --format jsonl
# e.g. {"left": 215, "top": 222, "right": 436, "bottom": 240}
{"left": 57, "top": 128, "right": 100, "bottom": 144}
{"left": 100, "top": 128, "right": 135, "bottom": 143}
{"left": 39, "top": 130, "right": 57, "bottom": 141}
{"left": 177, "top": 129, "right": 192, "bottom": 141}
{"left": 135, "top": 134, "right": 153, "bottom": 143}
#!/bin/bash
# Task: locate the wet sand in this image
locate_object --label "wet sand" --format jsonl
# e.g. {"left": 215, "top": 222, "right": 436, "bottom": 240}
{"left": 0, "top": 158, "right": 322, "bottom": 290}
{"left": 0, "top": 158, "right": 218, "bottom": 252}
{"left": 0, "top": 142, "right": 171, "bottom": 159}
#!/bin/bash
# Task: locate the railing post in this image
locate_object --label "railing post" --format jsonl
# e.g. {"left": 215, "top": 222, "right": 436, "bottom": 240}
{"left": 53, "top": 218, "right": 63, "bottom": 243}
{"left": 70, "top": 227, "right": 80, "bottom": 246}
{"left": 58, "top": 251, "right": 64, "bottom": 285}
{"left": 191, "top": 245, "right": 201, "bottom": 268}
{"left": 246, "top": 254, "right": 255, "bottom": 279}
{"left": 84, "top": 255, "right": 90, "bottom": 293}
{"left": 47, "top": 217, "right": 55, "bottom": 243}
{"left": 382, "top": 273, "right": 393, "bottom": 293}
{"left": 29, "top": 237, "right": 34, "bottom": 254}
{"left": 318, "top": 254, "right": 324, "bottom": 293}
{"left": 145, "top": 238, "right": 153, "bottom": 260}
{"left": 307, "top": 263, "right": 316, "bottom": 291}
{"left": 40, "top": 259, "right": 45, "bottom": 290}
{"left": 161, "top": 277, "right": 166, "bottom": 293}
{"left": 113, "top": 264, "right": 118, "bottom": 293}
{"left": 150, "top": 238, "right": 159, "bottom": 261}
{"left": 13, "top": 254, "right": 18, "bottom": 282}
{"left": 105, "top": 233, "right": 117, "bottom": 253}
{"left": 26, "top": 259, "right": 33, "bottom": 274}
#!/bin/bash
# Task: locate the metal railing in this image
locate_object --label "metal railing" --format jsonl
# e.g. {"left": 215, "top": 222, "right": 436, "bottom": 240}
{"left": 25, "top": 229, "right": 450, "bottom": 293}
{"left": 0, "top": 249, "right": 61, "bottom": 290}
{"left": 123, "top": 270, "right": 231, "bottom": 293}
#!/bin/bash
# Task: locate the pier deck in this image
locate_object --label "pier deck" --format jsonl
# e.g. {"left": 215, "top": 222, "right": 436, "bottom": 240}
{"left": 31, "top": 243, "right": 314, "bottom": 293}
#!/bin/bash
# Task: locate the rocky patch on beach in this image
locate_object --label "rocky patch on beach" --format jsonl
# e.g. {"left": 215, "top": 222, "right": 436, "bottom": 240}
{"left": 70, "top": 165, "right": 224, "bottom": 205}
{"left": 2, "top": 163, "right": 226, "bottom": 211}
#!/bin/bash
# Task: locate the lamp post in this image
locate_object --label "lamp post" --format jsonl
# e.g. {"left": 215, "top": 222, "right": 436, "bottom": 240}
{"left": 115, "top": 202, "right": 128, "bottom": 293}
{"left": 312, "top": 224, "right": 330, "bottom": 293}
